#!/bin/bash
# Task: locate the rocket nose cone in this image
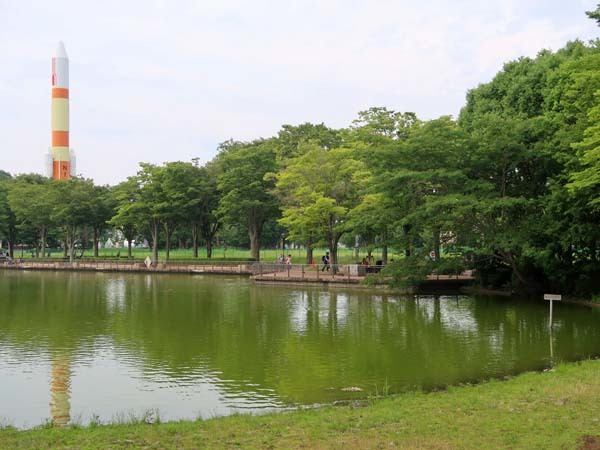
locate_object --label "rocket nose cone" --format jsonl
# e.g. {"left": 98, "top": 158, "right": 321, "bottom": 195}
{"left": 55, "top": 41, "right": 68, "bottom": 59}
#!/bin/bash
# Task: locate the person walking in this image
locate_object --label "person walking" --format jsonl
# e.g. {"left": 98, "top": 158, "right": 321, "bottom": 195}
{"left": 321, "top": 252, "right": 330, "bottom": 271}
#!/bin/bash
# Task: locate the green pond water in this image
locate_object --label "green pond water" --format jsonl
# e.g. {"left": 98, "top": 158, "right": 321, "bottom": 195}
{"left": 1, "top": 270, "right": 599, "bottom": 428}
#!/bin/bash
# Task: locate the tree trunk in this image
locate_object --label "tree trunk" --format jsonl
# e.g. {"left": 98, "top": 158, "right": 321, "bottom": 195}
{"left": 150, "top": 219, "right": 160, "bottom": 266}
{"left": 68, "top": 227, "right": 75, "bottom": 264}
{"left": 305, "top": 237, "right": 313, "bottom": 265}
{"left": 165, "top": 227, "right": 171, "bottom": 261}
{"left": 206, "top": 239, "right": 212, "bottom": 258}
{"left": 330, "top": 243, "right": 338, "bottom": 267}
{"left": 93, "top": 227, "right": 99, "bottom": 258}
{"left": 202, "top": 221, "right": 219, "bottom": 259}
{"left": 8, "top": 221, "right": 16, "bottom": 258}
{"left": 249, "top": 226, "right": 260, "bottom": 261}
{"left": 192, "top": 223, "right": 199, "bottom": 258}
{"left": 40, "top": 226, "right": 47, "bottom": 259}
{"left": 123, "top": 226, "right": 135, "bottom": 258}
{"left": 328, "top": 233, "right": 341, "bottom": 267}
{"left": 381, "top": 228, "right": 388, "bottom": 264}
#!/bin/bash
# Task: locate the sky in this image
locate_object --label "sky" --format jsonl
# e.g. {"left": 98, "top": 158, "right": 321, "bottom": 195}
{"left": 0, "top": 0, "right": 598, "bottom": 185}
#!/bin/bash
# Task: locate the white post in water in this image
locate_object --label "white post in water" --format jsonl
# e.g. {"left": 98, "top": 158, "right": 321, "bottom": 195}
{"left": 544, "top": 294, "right": 562, "bottom": 329}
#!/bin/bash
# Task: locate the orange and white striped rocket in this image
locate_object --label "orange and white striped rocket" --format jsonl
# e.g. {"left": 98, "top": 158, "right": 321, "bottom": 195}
{"left": 48, "top": 41, "right": 75, "bottom": 180}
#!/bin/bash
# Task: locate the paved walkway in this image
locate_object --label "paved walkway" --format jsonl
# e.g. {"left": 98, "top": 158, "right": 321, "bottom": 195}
{"left": 0, "top": 260, "right": 253, "bottom": 275}
{"left": 252, "top": 266, "right": 364, "bottom": 284}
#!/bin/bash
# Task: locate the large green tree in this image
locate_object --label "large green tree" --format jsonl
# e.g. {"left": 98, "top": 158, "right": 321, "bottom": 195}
{"left": 7, "top": 175, "right": 55, "bottom": 258}
{"left": 275, "top": 143, "right": 367, "bottom": 265}
{"left": 456, "top": 39, "right": 600, "bottom": 292}
{"left": 216, "top": 140, "right": 279, "bottom": 261}
{"left": 88, "top": 185, "right": 116, "bottom": 257}
{"left": 110, "top": 178, "right": 141, "bottom": 258}
{"left": 112, "top": 164, "right": 167, "bottom": 265}
{"left": 51, "top": 178, "right": 97, "bottom": 263}
{"left": 187, "top": 163, "right": 220, "bottom": 258}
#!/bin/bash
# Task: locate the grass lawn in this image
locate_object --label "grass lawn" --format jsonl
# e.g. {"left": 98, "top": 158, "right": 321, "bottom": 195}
{"left": 35, "top": 247, "right": 400, "bottom": 265}
{"left": 2, "top": 359, "right": 600, "bottom": 449}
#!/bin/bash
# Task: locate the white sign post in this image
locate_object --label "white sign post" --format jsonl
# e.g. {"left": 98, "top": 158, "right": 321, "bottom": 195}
{"left": 544, "top": 294, "right": 562, "bottom": 329}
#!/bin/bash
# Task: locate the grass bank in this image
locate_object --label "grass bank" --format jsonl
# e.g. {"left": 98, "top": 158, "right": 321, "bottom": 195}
{"left": 28, "top": 246, "right": 394, "bottom": 265}
{"left": 2, "top": 359, "right": 600, "bottom": 449}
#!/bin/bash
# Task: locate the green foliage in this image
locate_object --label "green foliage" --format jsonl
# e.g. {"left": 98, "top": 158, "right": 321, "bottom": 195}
{"left": 216, "top": 140, "right": 279, "bottom": 260}
{"left": 383, "top": 255, "right": 434, "bottom": 288}
{"left": 586, "top": 4, "right": 600, "bottom": 25}
{"left": 274, "top": 144, "right": 367, "bottom": 263}
{"left": 275, "top": 122, "right": 342, "bottom": 162}
{"left": 6, "top": 175, "right": 55, "bottom": 257}
{"left": 0, "top": 181, "right": 9, "bottom": 242}
{"left": 568, "top": 98, "right": 600, "bottom": 207}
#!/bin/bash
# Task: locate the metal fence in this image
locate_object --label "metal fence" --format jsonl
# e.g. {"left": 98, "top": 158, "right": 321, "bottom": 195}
{"left": 249, "top": 263, "right": 377, "bottom": 281}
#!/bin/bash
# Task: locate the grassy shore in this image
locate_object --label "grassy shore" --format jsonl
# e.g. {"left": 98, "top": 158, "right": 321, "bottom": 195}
{"left": 2, "top": 359, "right": 600, "bottom": 449}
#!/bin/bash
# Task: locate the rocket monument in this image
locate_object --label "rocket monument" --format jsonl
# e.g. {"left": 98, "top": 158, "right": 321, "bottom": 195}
{"left": 46, "top": 41, "right": 76, "bottom": 180}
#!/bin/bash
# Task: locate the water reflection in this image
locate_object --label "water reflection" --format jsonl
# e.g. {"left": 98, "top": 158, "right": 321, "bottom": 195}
{"left": 0, "top": 271, "right": 600, "bottom": 428}
{"left": 50, "top": 355, "right": 71, "bottom": 426}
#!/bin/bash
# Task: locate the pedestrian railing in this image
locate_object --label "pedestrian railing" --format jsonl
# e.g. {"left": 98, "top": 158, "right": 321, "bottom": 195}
{"left": 250, "top": 263, "right": 374, "bottom": 282}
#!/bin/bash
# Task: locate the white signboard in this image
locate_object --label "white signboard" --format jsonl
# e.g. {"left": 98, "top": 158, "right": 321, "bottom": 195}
{"left": 544, "top": 294, "right": 562, "bottom": 301}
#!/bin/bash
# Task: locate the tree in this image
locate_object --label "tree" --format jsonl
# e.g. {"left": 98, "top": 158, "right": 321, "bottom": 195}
{"left": 274, "top": 143, "right": 367, "bottom": 265}
{"left": 88, "top": 185, "right": 116, "bottom": 257}
{"left": 568, "top": 98, "right": 600, "bottom": 208}
{"left": 7, "top": 175, "right": 55, "bottom": 258}
{"left": 346, "top": 193, "right": 395, "bottom": 263}
{"left": 350, "top": 107, "right": 419, "bottom": 142}
{"left": 110, "top": 178, "right": 141, "bottom": 258}
{"left": 0, "top": 171, "right": 12, "bottom": 252}
{"left": 111, "top": 164, "right": 168, "bottom": 265}
{"left": 127, "top": 164, "right": 166, "bottom": 265}
{"left": 586, "top": 4, "right": 600, "bottom": 26}
{"left": 160, "top": 162, "right": 197, "bottom": 261}
{"left": 456, "top": 40, "right": 600, "bottom": 293}
{"left": 51, "top": 178, "right": 96, "bottom": 263}
{"left": 186, "top": 163, "right": 220, "bottom": 258}
{"left": 275, "top": 122, "right": 342, "bottom": 162}
{"left": 0, "top": 181, "right": 11, "bottom": 252}
{"left": 216, "top": 140, "right": 279, "bottom": 261}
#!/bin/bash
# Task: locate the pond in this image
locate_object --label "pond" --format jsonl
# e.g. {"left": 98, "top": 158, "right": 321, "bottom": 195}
{"left": 1, "top": 270, "right": 599, "bottom": 428}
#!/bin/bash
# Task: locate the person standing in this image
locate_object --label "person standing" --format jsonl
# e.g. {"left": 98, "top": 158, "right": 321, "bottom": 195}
{"left": 321, "top": 252, "right": 330, "bottom": 271}
{"left": 286, "top": 254, "right": 292, "bottom": 265}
